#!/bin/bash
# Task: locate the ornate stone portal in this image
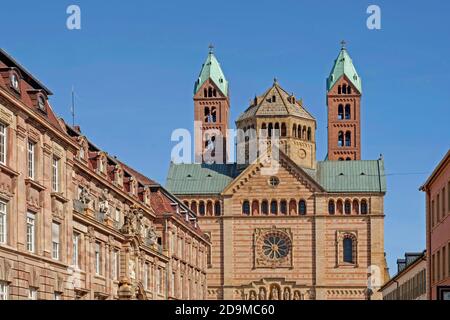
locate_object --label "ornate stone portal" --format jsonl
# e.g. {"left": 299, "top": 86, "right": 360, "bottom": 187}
{"left": 240, "top": 279, "right": 311, "bottom": 300}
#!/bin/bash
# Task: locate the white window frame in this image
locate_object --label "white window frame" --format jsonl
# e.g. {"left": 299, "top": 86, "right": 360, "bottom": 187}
{"left": 28, "top": 287, "right": 38, "bottom": 300}
{"left": 26, "top": 212, "right": 36, "bottom": 253}
{"left": 52, "top": 222, "right": 60, "bottom": 260}
{"left": 0, "top": 281, "right": 8, "bottom": 300}
{"left": 52, "top": 156, "right": 60, "bottom": 192}
{"left": 27, "top": 140, "right": 35, "bottom": 179}
{"left": 0, "top": 123, "right": 7, "bottom": 165}
{"left": 72, "top": 232, "right": 79, "bottom": 267}
{"left": 0, "top": 200, "right": 7, "bottom": 244}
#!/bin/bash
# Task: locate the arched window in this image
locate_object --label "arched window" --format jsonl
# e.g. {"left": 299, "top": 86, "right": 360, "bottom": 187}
{"left": 214, "top": 201, "right": 221, "bottom": 216}
{"left": 206, "top": 201, "right": 213, "bottom": 216}
{"left": 346, "top": 157, "right": 351, "bottom": 161}
{"left": 347, "top": 86, "right": 352, "bottom": 94}
{"left": 252, "top": 200, "right": 259, "bottom": 215}
{"left": 281, "top": 123, "right": 287, "bottom": 137}
{"left": 268, "top": 123, "right": 273, "bottom": 138}
{"left": 211, "top": 107, "right": 217, "bottom": 123}
{"left": 292, "top": 125, "right": 297, "bottom": 138}
{"left": 328, "top": 200, "right": 335, "bottom": 215}
{"left": 338, "top": 85, "right": 342, "bottom": 94}
{"left": 361, "top": 200, "right": 368, "bottom": 214}
{"left": 191, "top": 201, "right": 198, "bottom": 214}
{"left": 338, "top": 104, "right": 344, "bottom": 120}
{"left": 204, "top": 88, "right": 207, "bottom": 97}
{"left": 345, "top": 131, "right": 352, "bottom": 147}
{"left": 261, "top": 200, "right": 269, "bottom": 215}
{"left": 302, "top": 127, "right": 306, "bottom": 140}
{"left": 299, "top": 200, "right": 307, "bottom": 215}
{"left": 338, "top": 157, "right": 344, "bottom": 161}
{"left": 213, "top": 89, "right": 217, "bottom": 97}
{"left": 242, "top": 201, "right": 250, "bottom": 215}
{"left": 307, "top": 127, "right": 311, "bottom": 141}
{"left": 183, "top": 201, "right": 189, "bottom": 207}
{"left": 199, "top": 201, "right": 206, "bottom": 216}
{"left": 338, "top": 131, "right": 344, "bottom": 147}
{"left": 270, "top": 200, "right": 278, "bottom": 215}
{"left": 342, "top": 84, "right": 347, "bottom": 94}
{"left": 280, "top": 200, "right": 287, "bottom": 215}
{"left": 272, "top": 95, "right": 276, "bottom": 102}
{"left": 204, "top": 107, "right": 210, "bottom": 122}
{"left": 343, "top": 237, "right": 354, "bottom": 263}
{"left": 344, "top": 200, "right": 351, "bottom": 214}
{"left": 289, "top": 199, "right": 297, "bottom": 215}
{"left": 345, "top": 104, "right": 351, "bottom": 120}
{"left": 337, "top": 200, "right": 343, "bottom": 214}
{"left": 274, "top": 123, "right": 280, "bottom": 137}
{"left": 352, "top": 200, "right": 360, "bottom": 215}
{"left": 208, "top": 87, "right": 213, "bottom": 97}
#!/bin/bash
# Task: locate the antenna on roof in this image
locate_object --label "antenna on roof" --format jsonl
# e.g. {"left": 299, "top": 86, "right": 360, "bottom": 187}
{"left": 70, "top": 86, "right": 75, "bottom": 127}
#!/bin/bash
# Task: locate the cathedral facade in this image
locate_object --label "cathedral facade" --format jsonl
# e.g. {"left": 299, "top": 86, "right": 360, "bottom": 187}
{"left": 166, "top": 45, "right": 389, "bottom": 300}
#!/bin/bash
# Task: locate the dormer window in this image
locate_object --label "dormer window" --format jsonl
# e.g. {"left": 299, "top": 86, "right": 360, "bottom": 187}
{"left": 37, "top": 95, "right": 46, "bottom": 112}
{"left": 10, "top": 73, "right": 20, "bottom": 92}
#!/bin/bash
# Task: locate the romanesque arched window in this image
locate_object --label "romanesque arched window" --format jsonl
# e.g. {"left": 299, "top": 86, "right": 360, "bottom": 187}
{"left": 338, "top": 157, "right": 344, "bottom": 161}
{"left": 211, "top": 107, "right": 217, "bottom": 123}
{"left": 302, "top": 127, "right": 306, "bottom": 140}
{"left": 361, "top": 200, "right": 368, "bottom": 214}
{"left": 252, "top": 200, "right": 259, "bottom": 215}
{"left": 270, "top": 200, "right": 278, "bottom": 215}
{"left": 343, "top": 237, "right": 354, "bottom": 263}
{"left": 338, "top": 131, "right": 344, "bottom": 147}
{"left": 346, "top": 157, "right": 351, "bottom": 161}
{"left": 268, "top": 123, "right": 273, "bottom": 138}
{"left": 208, "top": 87, "right": 213, "bottom": 97}
{"left": 344, "top": 200, "right": 351, "bottom": 214}
{"left": 338, "top": 85, "right": 342, "bottom": 94}
{"left": 206, "top": 201, "right": 213, "bottom": 216}
{"left": 261, "top": 200, "right": 269, "bottom": 215}
{"left": 213, "top": 88, "right": 217, "bottom": 97}
{"left": 204, "top": 107, "right": 210, "bottom": 122}
{"left": 336, "top": 200, "right": 343, "bottom": 214}
{"left": 345, "top": 131, "right": 352, "bottom": 147}
{"left": 342, "top": 84, "right": 347, "bottom": 94}
{"left": 328, "top": 200, "right": 335, "bottom": 215}
{"left": 199, "top": 201, "right": 206, "bottom": 216}
{"left": 298, "top": 200, "right": 307, "bottom": 215}
{"left": 204, "top": 88, "right": 207, "bottom": 97}
{"left": 280, "top": 200, "right": 287, "bottom": 215}
{"left": 274, "top": 123, "right": 280, "bottom": 137}
{"left": 214, "top": 201, "right": 221, "bottom": 216}
{"left": 352, "top": 199, "right": 360, "bottom": 215}
{"left": 347, "top": 86, "right": 352, "bottom": 94}
{"left": 191, "top": 201, "right": 198, "bottom": 214}
{"left": 281, "top": 123, "right": 287, "bottom": 137}
{"left": 338, "top": 104, "right": 344, "bottom": 120}
{"left": 292, "top": 124, "right": 297, "bottom": 138}
{"left": 289, "top": 199, "right": 297, "bottom": 215}
{"left": 307, "top": 127, "right": 311, "bottom": 141}
{"left": 345, "top": 104, "right": 351, "bottom": 120}
{"left": 242, "top": 201, "right": 250, "bottom": 215}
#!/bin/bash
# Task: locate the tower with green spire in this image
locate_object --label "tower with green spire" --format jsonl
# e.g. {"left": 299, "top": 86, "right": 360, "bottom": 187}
{"left": 326, "top": 41, "right": 362, "bottom": 161}
{"left": 193, "top": 45, "right": 230, "bottom": 164}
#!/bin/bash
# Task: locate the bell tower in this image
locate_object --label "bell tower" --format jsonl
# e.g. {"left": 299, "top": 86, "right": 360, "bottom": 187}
{"left": 193, "top": 45, "right": 230, "bottom": 164}
{"left": 326, "top": 41, "right": 362, "bottom": 161}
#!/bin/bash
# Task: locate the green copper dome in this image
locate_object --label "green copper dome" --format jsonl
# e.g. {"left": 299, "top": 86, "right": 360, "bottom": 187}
{"left": 327, "top": 46, "right": 362, "bottom": 94}
{"left": 194, "top": 50, "right": 228, "bottom": 96}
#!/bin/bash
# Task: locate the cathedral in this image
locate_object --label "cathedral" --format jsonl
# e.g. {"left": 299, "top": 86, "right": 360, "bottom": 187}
{"left": 166, "top": 44, "right": 389, "bottom": 300}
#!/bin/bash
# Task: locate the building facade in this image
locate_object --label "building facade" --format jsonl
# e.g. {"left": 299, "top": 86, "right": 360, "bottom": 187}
{"left": 381, "top": 252, "right": 427, "bottom": 300}
{"left": 421, "top": 149, "right": 450, "bottom": 300}
{"left": 166, "top": 44, "right": 389, "bottom": 300}
{"left": 0, "top": 49, "right": 209, "bottom": 300}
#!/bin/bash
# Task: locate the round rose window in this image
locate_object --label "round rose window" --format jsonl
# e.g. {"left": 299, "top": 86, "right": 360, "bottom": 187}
{"left": 262, "top": 234, "right": 290, "bottom": 260}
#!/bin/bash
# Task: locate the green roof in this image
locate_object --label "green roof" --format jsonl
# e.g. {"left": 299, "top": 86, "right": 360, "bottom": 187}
{"left": 165, "top": 160, "right": 386, "bottom": 195}
{"left": 166, "top": 163, "right": 239, "bottom": 195}
{"left": 194, "top": 51, "right": 228, "bottom": 96}
{"left": 327, "top": 47, "right": 362, "bottom": 93}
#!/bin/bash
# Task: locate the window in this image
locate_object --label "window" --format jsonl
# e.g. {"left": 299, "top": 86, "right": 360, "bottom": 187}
{"left": 0, "top": 281, "right": 8, "bottom": 300}
{"left": 361, "top": 200, "right": 368, "bottom": 214}
{"left": 345, "top": 131, "right": 351, "bottom": 147}
{"left": 307, "top": 127, "right": 311, "bottom": 141}
{"left": 26, "top": 212, "right": 36, "bottom": 252}
{"left": 156, "top": 268, "right": 162, "bottom": 294}
{"left": 10, "top": 73, "right": 20, "bottom": 92}
{"left": 79, "top": 146, "right": 85, "bottom": 160}
{"left": 242, "top": 201, "right": 250, "bottom": 215}
{"left": 37, "top": 95, "right": 46, "bottom": 111}
{"left": 72, "top": 232, "right": 79, "bottom": 267}
{"left": 328, "top": 200, "right": 335, "bottom": 215}
{"left": 27, "top": 141, "right": 35, "bottom": 179}
{"left": 29, "top": 288, "right": 38, "bottom": 300}
{"left": 280, "top": 200, "right": 287, "bottom": 215}
{"left": 269, "top": 176, "right": 280, "bottom": 187}
{"left": 52, "top": 157, "right": 60, "bottom": 192}
{"left": 115, "top": 208, "right": 121, "bottom": 224}
{"left": 143, "top": 263, "right": 149, "bottom": 290}
{"left": 95, "top": 242, "right": 101, "bottom": 275}
{"left": 343, "top": 237, "right": 354, "bottom": 263}
{"left": 344, "top": 200, "right": 351, "bottom": 214}
{"left": 299, "top": 200, "right": 307, "bottom": 215}
{"left": 270, "top": 200, "right": 278, "bottom": 215}
{"left": 0, "top": 123, "right": 7, "bottom": 165}
{"left": 112, "top": 249, "right": 119, "bottom": 280}
{"left": 199, "top": 202, "right": 205, "bottom": 216}
{"left": 54, "top": 292, "right": 62, "bottom": 300}
{"left": 338, "top": 131, "right": 344, "bottom": 147}
{"left": 214, "top": 201, "right": 221, "bottom": 216}
{"left": 345, "top": 104, "right": 351, "bottom": 120}
{"left": 338, "top": 104, "right": 344, "bottom": 120}
{"left": 52, "top": 222, "right": 60, "bottom": 260}
{"left": 261, "top": 200, "right": 268, "bottom": 215}
{"left": 0, "top": 200, "right": 6, "bottom": 244}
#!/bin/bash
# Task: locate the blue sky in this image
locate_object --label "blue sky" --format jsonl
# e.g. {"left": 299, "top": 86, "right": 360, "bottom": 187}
{"left": 2, "top": 0, "right": 449, "bottom": 274}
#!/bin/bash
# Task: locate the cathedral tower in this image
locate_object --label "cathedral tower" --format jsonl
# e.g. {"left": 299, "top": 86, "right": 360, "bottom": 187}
{"left": 326, "top": 42, "right": 362, "bottom": 161}
{"left": 193, "top": 46, "right": 230, "bottom": 163}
